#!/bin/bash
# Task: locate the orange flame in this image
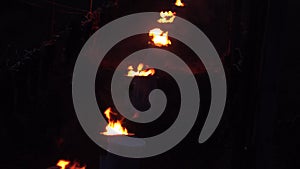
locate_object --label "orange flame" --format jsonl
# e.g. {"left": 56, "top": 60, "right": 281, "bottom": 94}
{"left": 57, "top": 160, "right": 70, "bottom": 169}
{"left": 175, "top": 0, "right": 185, "bottom": 7}
{"left": 56, "top": 160, "right": 86, "bottom": 169}
{"left": 158, "top": 11, "right": 176, "bottom": 23}
{"left": 149, "top": 28, "right": 171, "bottom": 47}
{"left": 101, "top": 107, "right": 133, "bottom": 136}
{"left": 69, "top": 161, "right": 86, "bottom": 169}
{"left": 127, "top": 63, "right": 155, "bottom": 77}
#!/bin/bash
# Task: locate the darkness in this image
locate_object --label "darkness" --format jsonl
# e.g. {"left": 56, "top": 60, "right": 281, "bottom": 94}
{"left": 0, "top": 0, "right": 299, "bottom": 169}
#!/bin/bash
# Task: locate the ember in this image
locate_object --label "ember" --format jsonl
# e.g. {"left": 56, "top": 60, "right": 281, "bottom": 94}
{"left": 149, "top": 28, "right": 171, "bottom": 47}
{"left": 158, "top": 11, "right": 176, "bottom": 23}
{"left": 100, "top": 107, "right": 133, "bottom": 136}
{"left": 127, "top": 63, "right": 155, "bottom": 77}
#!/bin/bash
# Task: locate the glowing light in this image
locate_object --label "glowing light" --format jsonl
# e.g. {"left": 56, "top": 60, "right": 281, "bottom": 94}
{"left": 100, "top": 107, "right": 133, "bottom": 136}
{"left": 175, "top": 0, "right": 185, "bottom": 7}
{"left": 149, "top": 28, "right": 171, "bottom": 47}
{"left": 158, "top": 11, "right": 176, "bottom": 23}
{"left": 127, "top": 63, "right": 155, "bottom": 77}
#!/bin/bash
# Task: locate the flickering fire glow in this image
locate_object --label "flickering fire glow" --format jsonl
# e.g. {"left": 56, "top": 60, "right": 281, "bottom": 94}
{"left": 56, "top": 160, "right": 86, "bottom": 169}
{"left": 158, "top": 11, "right": 176, "bottom": 23}
{"left": 101, "top": 107, "right": 133, "bottom": 136}
{"left": 57, "top": 160, "right": 70, "bottom": 169}
{"left": 127, "top": 63, "right": 155, "bottom": 77}
{"left": 149, "top": 28, "right": 171, "bottom": 47}
{"left": 175, "top": 0, "right": 185, "bottom": 7}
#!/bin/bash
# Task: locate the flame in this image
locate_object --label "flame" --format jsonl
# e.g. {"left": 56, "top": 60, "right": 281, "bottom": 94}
{"left": 56, "top": 160, "right": 86, "bottom": 169}
{"left": 158, "top": 11, "right": 176, "bottom": 23}
{"left": 175, "top": 0, "right": 185, "bottom": 7}
{"left": 149, "top": 28, "right": 171, "bottom": 47}
{"left": 69, "top": 161, "right": 86, "bottom": 169}
{"left": 127, "top": 63, "right": 155, "bottom": 77}
{"left": 101, "top": 107, "right": 132, "bottom": 136}
{"left": 57, "top": 160, "right": 70, "bottom": 169}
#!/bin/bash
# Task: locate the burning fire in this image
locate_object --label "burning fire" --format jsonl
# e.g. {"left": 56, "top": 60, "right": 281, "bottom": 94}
{"left": 101, "top": 107, "right": 133, "bottom": 136}
{"left": 158, "top": 11, "right": 176, "bottom": 23}
{"left": 175, "top": 0, "right": 185, "bottom": 7}
{"left": 149, "top": 28, "right": 171, "bottom": 47}
{"left": 127, "top": 63, "right": 155, "bottom": 77}
{"left": 57, "top": 160, "right": 70, "bottom": 169}
{"left": 56, "top": 160, "right": 86, "bottom": 169}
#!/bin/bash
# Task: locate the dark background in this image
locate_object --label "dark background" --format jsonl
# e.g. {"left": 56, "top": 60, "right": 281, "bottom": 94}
{"left": 0, "top": 0, "right": 299, "bottom": 169}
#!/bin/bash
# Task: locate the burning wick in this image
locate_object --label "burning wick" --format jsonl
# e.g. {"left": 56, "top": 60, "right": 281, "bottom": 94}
{"left": 149, "top": 28, "right": 171, "bottom": 47}
{"left": 175, "top": 0, "right": 185, "bottom": 7}
{"left": 126, "top": 63, "right": 155, "bottom": 77}
{"left": 100, "top": 107, "right": 133, "bottom": 136}
{"left": 157, "top": 11, "right": 176, "bottom": 23}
